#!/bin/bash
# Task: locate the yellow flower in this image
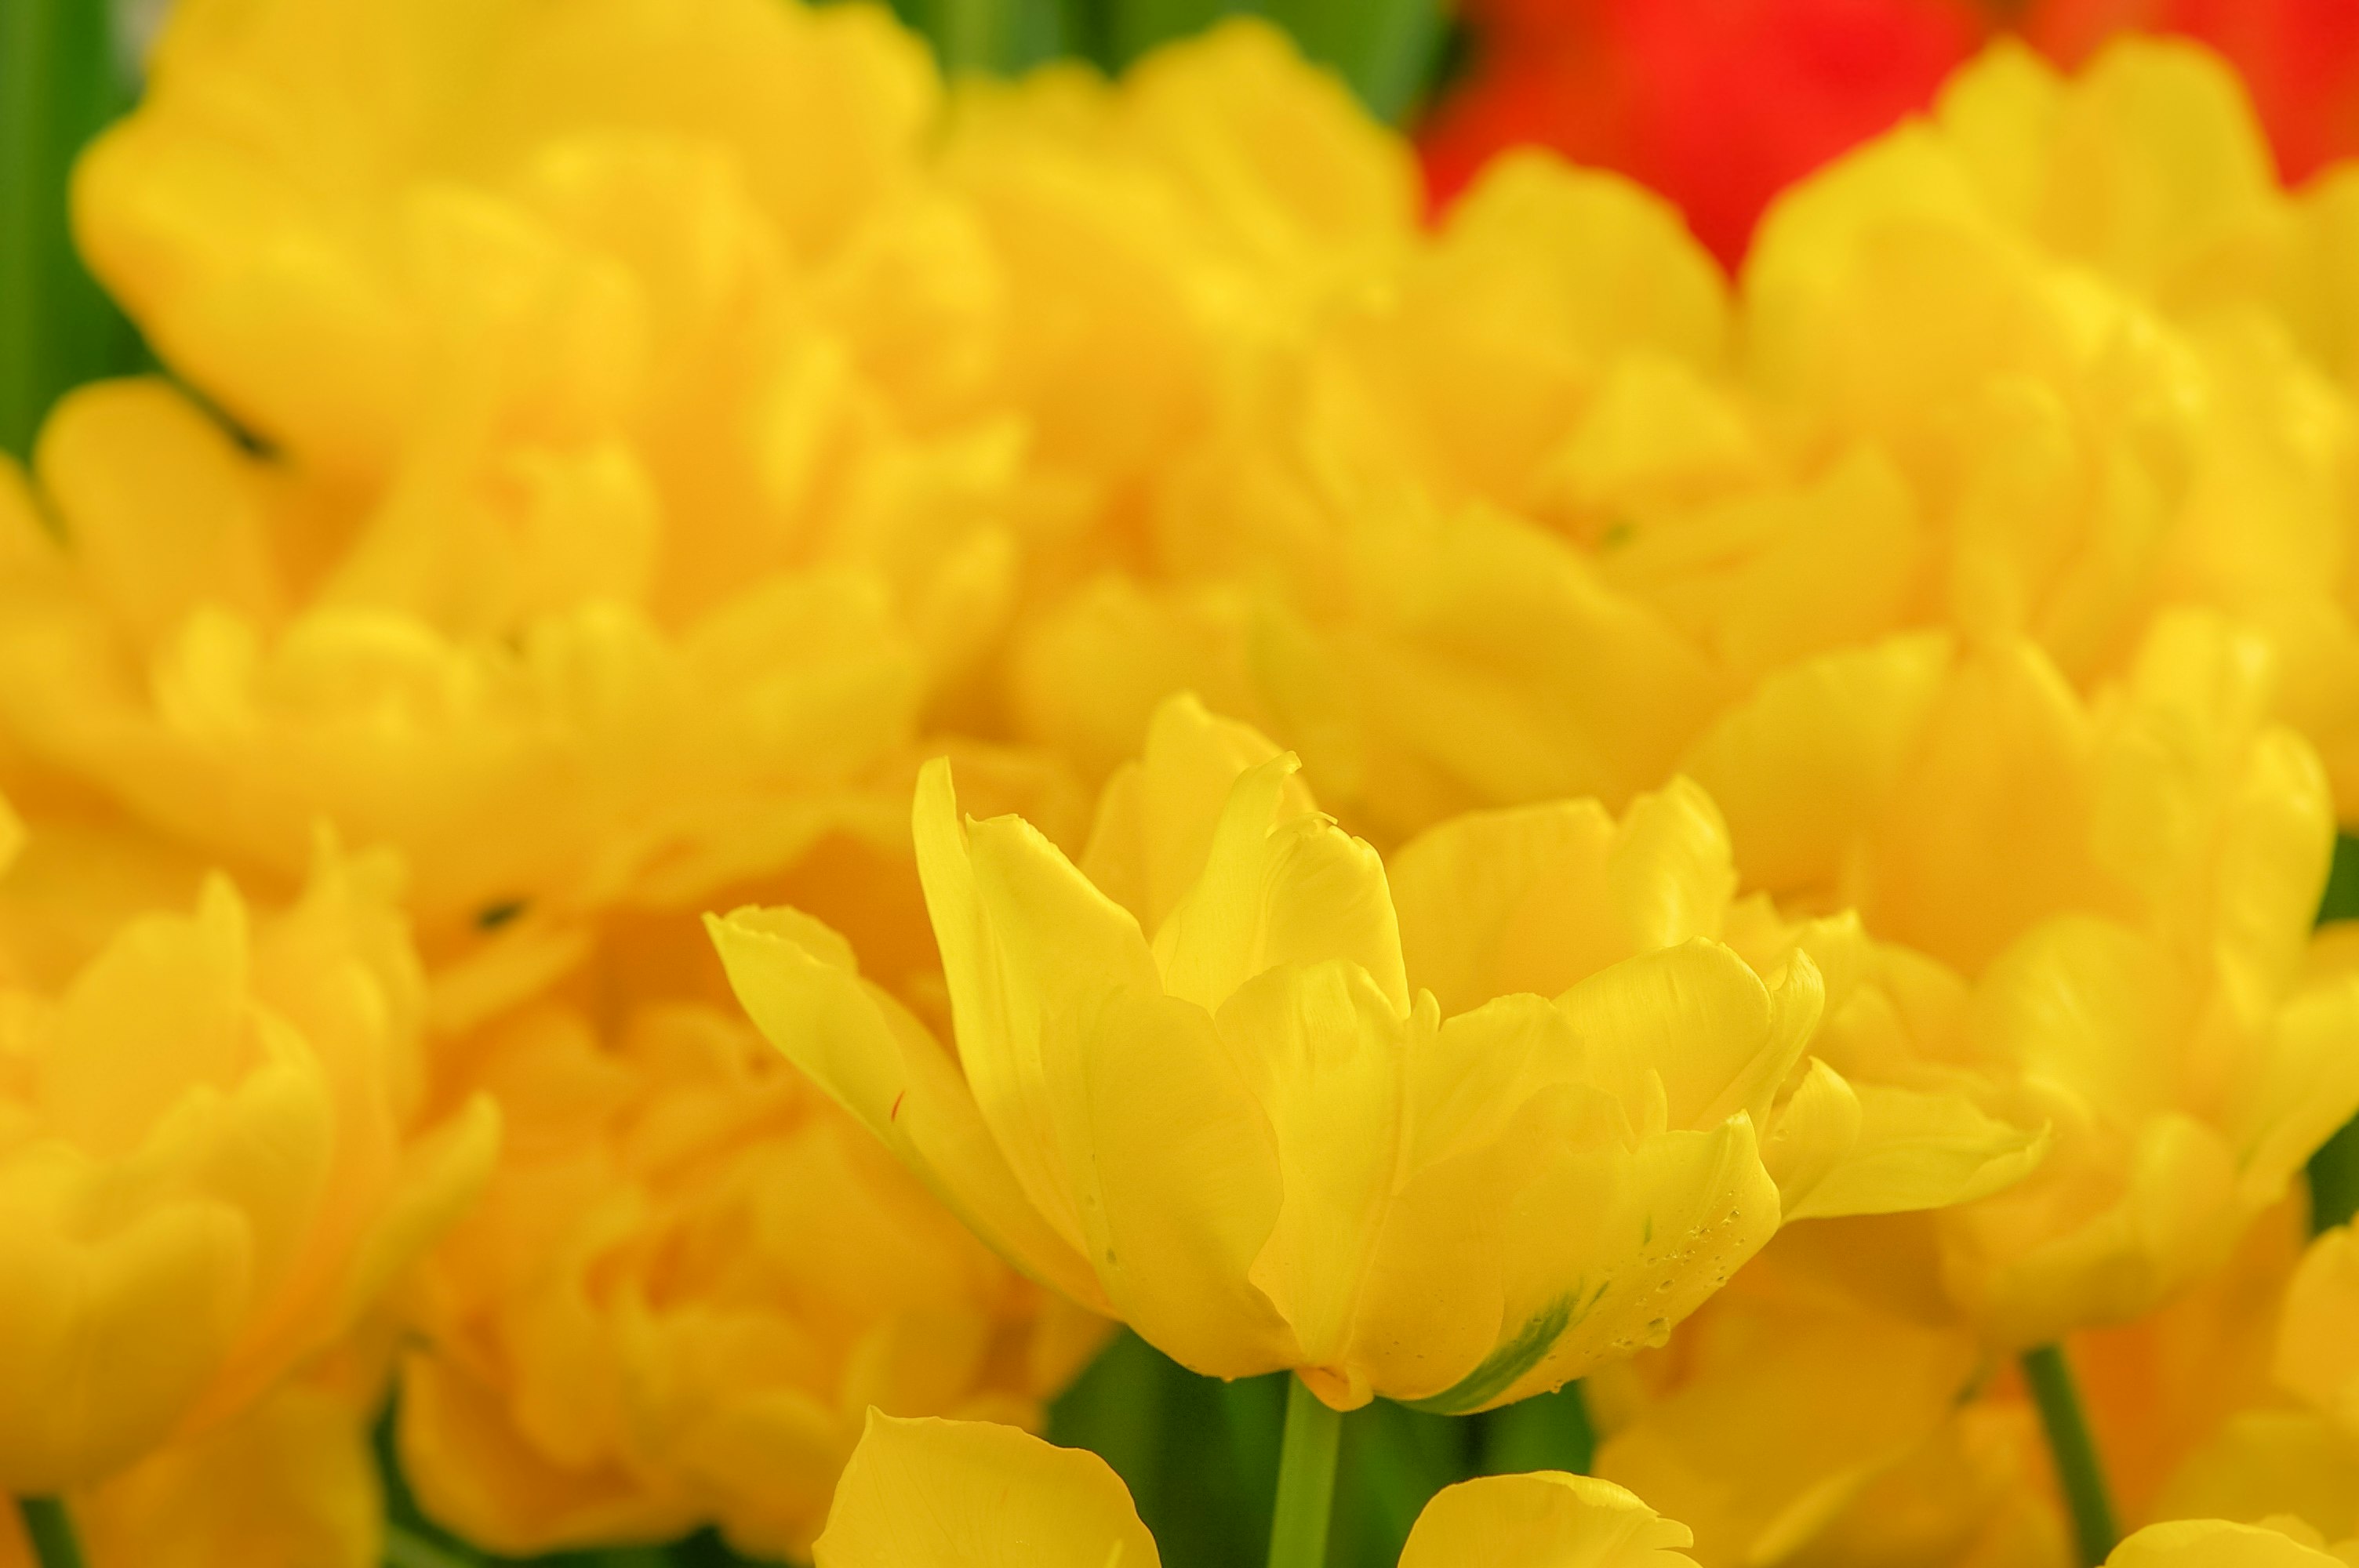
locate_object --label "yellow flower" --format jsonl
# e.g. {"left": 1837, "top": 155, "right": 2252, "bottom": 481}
{"left": 1590, "top": 1196, "right": 2308, "bottom": 1565}
{"left": 1593, "top": 1220, "right": 2074, "bottom": 1568}
{"left": 1670, "top": 612, "right": 2359, "bottom": 1345}
{"left": 936, "top": 18, "right": 1416, "bottom": 523}
{"left": 0, "top": 1379, "right": 380, "bottom": 1568}
{"left": 2161, "top": 1223, "right": 2359, "bottom": 1544}
{"left": 16, "top": 0, "right": 1037, "bottom": 938}
{"left": 713, "top": 695, "right": 2036, "bottom": 1411}
{"left": 812, "top": 1409, "right": 1701, "bottom": 1567}
{"left": 2106, "top": 1519, "right": 2359, "bottom": 1567}
{"left": 1006, "top": 32, "right": 2359, "bottom": 855}
{"left": 397, "top": 889, "right": 1098, "bottom": 1562}
{"left": 0, "top": 805, "right": 497, "bottom": 1494}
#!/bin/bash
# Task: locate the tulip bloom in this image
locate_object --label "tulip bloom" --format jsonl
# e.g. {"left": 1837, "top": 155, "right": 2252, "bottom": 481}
{"left": 2161, "top": 1222, "right": 2359, "bottom": 1539}
{"left": 1418, "top": 0, "right": 1987, "bottom": 267}
{"left": 9, "top": 0, "right": 1028, "bottom": 941}
{"left": 714, "top": 695, "right": 2037, "bottom": 1411}
{"left": 813, "top": 1409, "right": 1703, "bottom": 1566}
{"left": 393, "top": 828, "right": 1100, "bottom": 1563}
{"left": 0, "top": 814, "right": 497, "bottom": 1494}
{"left": 2024, "top": 0, "right": 2359, "bottom": 183}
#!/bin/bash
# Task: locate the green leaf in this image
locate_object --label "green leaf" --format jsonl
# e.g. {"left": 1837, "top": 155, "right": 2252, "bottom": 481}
{"left": 2311, "top": 832, "right": 2359, "bottom": 1236}
{"left": 1264, "top": 0, "right": 1447, "bottom": 124}
{"left": 1, "top": 0, "right": 146, "bottom": 463}
{"left": 1101, "top": 0, "right": 1447, "bottom": 123}
{"left": 1474, "top": 1381, "right": 1595, "bottom": 1477}
{"left": 871, "top": 0, "right": 1085, "bottom": 74}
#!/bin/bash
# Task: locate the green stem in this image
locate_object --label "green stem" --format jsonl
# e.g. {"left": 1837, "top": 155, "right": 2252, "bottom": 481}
{"left": 1, "top": 0, "right": 138, "bottom": 462}
{"left": 1266, "top": 1374, "right": 1343, "bottom": 1568}
{"left": 382, "top": 1521, "right": 482, "bottom": 1568}
{"left": 15, "top": 1497, "right": 84, "bottom": 1568}
{"left": 2020, "top": 1343, "right": 2118, "bottom": 1567}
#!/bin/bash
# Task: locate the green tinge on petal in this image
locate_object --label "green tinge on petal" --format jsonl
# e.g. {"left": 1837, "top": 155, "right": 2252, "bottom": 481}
{"left": 1401, "top": 1293, "right": 1581, "bottom": 1417}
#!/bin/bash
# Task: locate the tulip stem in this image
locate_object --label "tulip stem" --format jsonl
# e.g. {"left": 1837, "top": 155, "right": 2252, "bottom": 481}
{"left": 14, "top": 1497, "right": 84, "bottom": 1568}
{"left": 1266, "top": 1374, "right": 1343, "bottom": 1568}
{"left": 2021, "top": 1343, "right": 2117, "bottom": 1566}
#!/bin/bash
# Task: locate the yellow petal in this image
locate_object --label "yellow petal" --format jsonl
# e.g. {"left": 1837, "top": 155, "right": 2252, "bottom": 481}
{"left": 706, "top": 906, "right": 1105, "bottom": 1312}
{"left": 1387, "top": 779, "right": 1733, "bottom": 1018}
{"left": 1079, "top": 692, "right": 1311, "bottom": 935}
{"left": 814, "top": 1412, "right": 1159, "bottom": 1568}
{"left": 1557, "top": 940, "right": 1815, "bottom": 1137}
{"left": 914, "top": 756, "right": 1160, "bottom": 1258}
{"left": 75, "top": 1381, "right": 381, "bottom": 1568}
{"left": 2276, "top": 1226, "right": 2359, "bottom": 1430}
{"left": 1223, "top": 961, "right": 1415, "bottom": 1396}
{"left": 2106, "top": 1520, "right": 2348, "bottom": 1568}
{"left": 1150, "top": 753, "right": 1406, "bottom": 1015}
{"left": 1780, "top": 1078, "right": 2048, "bottom": 1221}
{"left": 1399, "top": 1472, "right": 1699, "bottom": 1568}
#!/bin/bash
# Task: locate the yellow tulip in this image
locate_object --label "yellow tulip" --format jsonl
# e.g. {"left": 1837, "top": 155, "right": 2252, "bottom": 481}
{"left": 1002, "top": 32, "right": 2359, "bottom": 851}
{"left": 1593, "top": 1218, "right": 2074, "bottom": 1568}
{"left": 1592, "top": 1195, "right": 2310, "bottom": 1564}
{"left": 714, "top": 694, "right": 2037, "bottom": 1411}
{"left": 0, "top": 807, "right": 497, "bottom": 1494}
{"left": 71, "top": 1377, "right": 382, "bottom": 1568}
{"left": 77, "top": 0, "right": 936, "bottom": 482}
{"left": 398, "top": 898, "right": 1098, "bottom": 1562}
{"left": 812, "top": 1409, "right": 1701, "bottom": 1567}
{"left": 2106, "top": 1520, "right": 2359, "bottom": 1567}
{"left": 17, "top": 0, "right": 1034, "bottom": 935}
{"left": 1683, "top": 615, "right": 2359, "bottom": 1345}
{"left": 936, "top": 19, "right": 1415, "bottom": 519}
{"left": 0, "top": 372, "right": 941, "bottom": 941}
{"left": 2160, "top": 1224, "right": 2359, "bottom": 1544}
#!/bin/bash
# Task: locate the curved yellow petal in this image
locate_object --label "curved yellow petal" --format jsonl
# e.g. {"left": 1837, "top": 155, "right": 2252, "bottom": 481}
{"left": 1078, "top": 691, "right": 1311, "bottom": 935}
{"left": 814, "top": 1412, "right": 1158, "bottom": 1568}
{"left": 706, "top": 905, "right": 1107, "bottom": 1312}
{"left": 1387, "top": 779, "right": 1734, "bottom": 1018}
{"left": 1150, "top": 753, "right": 1406, "bottom": 1015}
{"left": 2106, "top": 1520, "right": 2348, "bottom": 1568}
{"left": 1399, "top": 1472, "right": 1699, "bottom": 1568}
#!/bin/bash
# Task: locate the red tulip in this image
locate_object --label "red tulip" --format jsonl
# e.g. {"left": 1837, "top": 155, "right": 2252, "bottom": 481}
{"left": 1419, "top": 0, "right": 1988, "bottom": 267}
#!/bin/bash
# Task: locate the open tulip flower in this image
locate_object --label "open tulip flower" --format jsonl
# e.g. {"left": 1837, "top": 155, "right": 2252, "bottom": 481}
{"left": 0, "top": 804, "right": 497, "bottom": 1497}
{"left": 812, "top": 1409, "right": 1703, "bottom": 1568}
{"left": 394, "top": 884, "right": 1100, "bottom": 1562}
{"left": 712, "top": 694, "right": 2039, "bottom": 1414}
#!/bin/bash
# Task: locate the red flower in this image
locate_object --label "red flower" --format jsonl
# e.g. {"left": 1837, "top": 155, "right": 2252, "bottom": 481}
{"left": 1419, "top": 0, "right": 1989, "bottom": 268}
{"left": 2021, "top": 0, "right": 2359, "bottom": 182}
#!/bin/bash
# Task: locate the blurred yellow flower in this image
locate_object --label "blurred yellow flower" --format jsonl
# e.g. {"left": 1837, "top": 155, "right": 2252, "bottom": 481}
{"left": 1005, "top": 32, "right": 2359, "bottom": 862}
{"left": 0, "top": 804, "right": 496, "bottom": 1494}
{"left": 1692, "top": 615, "right": 2359, "bottom": 1345}
{"left": 713, "top": 695, "right": 2037, "bottom": 1412}
{"left": 1593, "top": 1218, "right": 2074, "bottom": 1568}
{"left": 9, "top": 0, "right": 1039, "bottom": 942}
{"left": 397, "top": 890, "right": 1099, "bottom": 1562}
{"left": 2161, "top": 1221, "right": 2359, "bottom": 1544}
{"left": 0, "top": 1378, "right": 381, "bottom": 1568}
{"left": 2106, "top": 1519, "right": 2359, "bottom": 1566}
{"left": 813, "top": 1409, "right": 1703, "bottom": 1567}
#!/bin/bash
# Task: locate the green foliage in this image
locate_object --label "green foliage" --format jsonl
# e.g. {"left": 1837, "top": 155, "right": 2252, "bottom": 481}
{"left": 873, "top": 0, "right": 1451, "bottom": 123}
{"left": 2314, "top": 832, "right": 2359, "bottom": 1235}
{"left": 1, "top": 0, "right": 147, "bottom": 463}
